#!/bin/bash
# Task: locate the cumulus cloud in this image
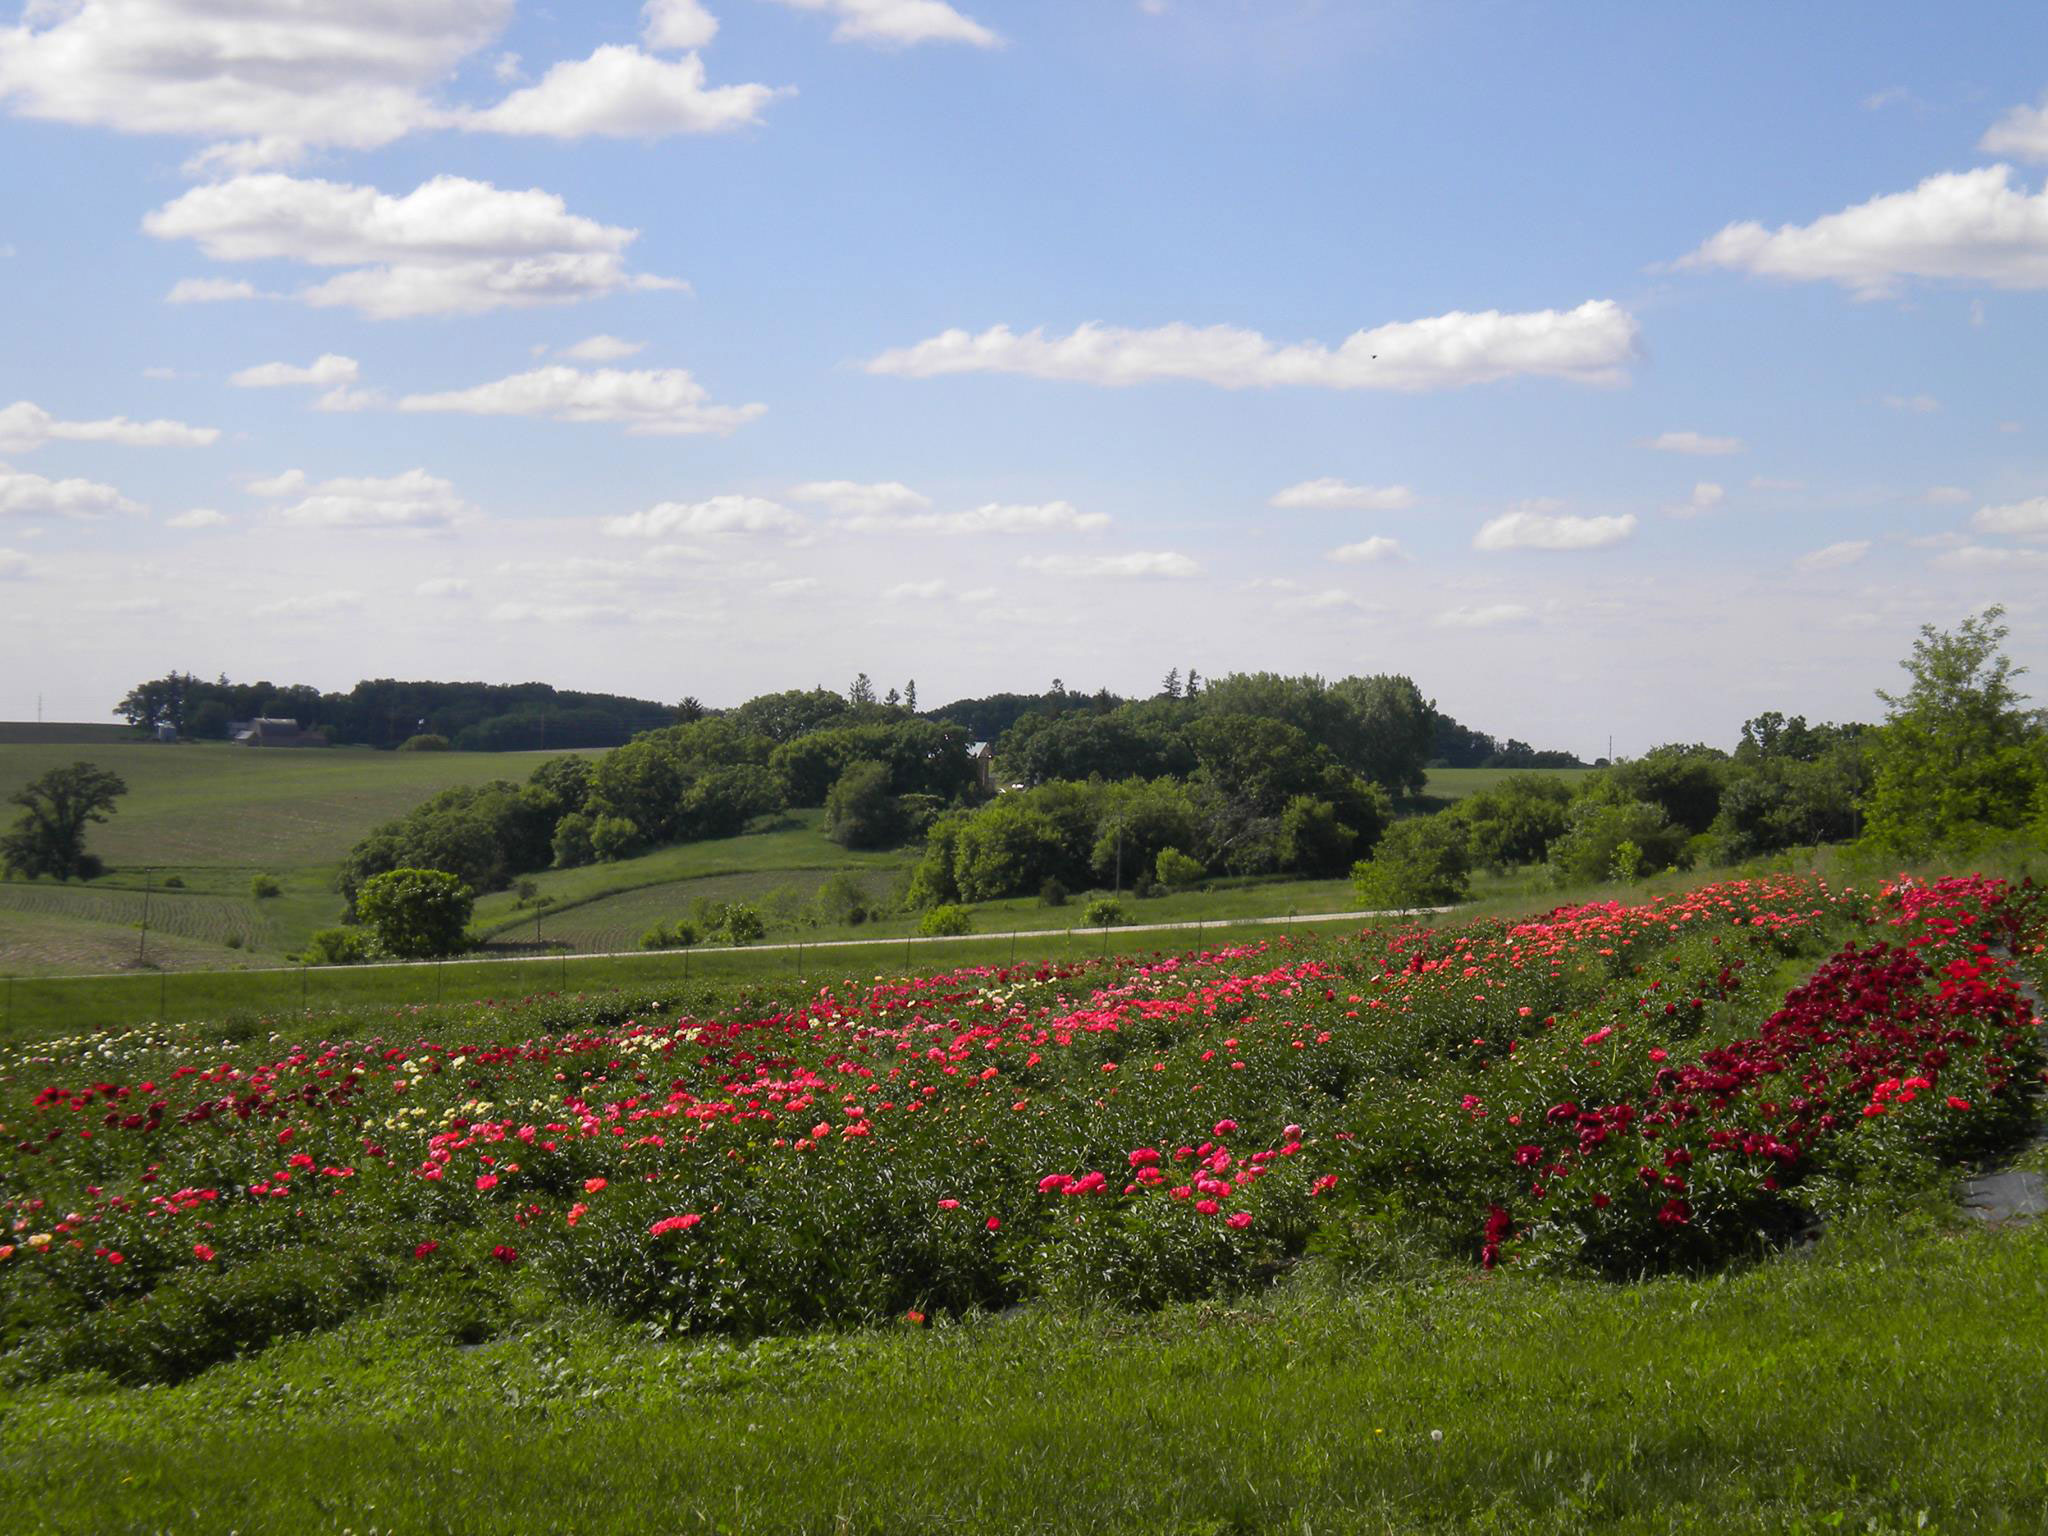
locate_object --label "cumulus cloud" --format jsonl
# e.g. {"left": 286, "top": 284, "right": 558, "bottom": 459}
{"left": 257, "top": 468, "right": 476, "bottom": 530}
{"left": 166, "top": 277, "right": 262, "bottom": 304}
{"left": 1328, "top": 537, "right": 1400, "bottom": 564}
{"left": 1280, "top": 588, "right": 1366, "bottom": 612}
{"left": 1882, "top": 393, "right": 1941, "bottom": 414}
{"left": 1474, "top": 507, "right": 1636, "bottom": 551}
{"left": 399, "top": 366, "right": 762, "bottom": 436}
{"left": 884, "top": 578, "right": 946, "bottom": 601}
{"left": 763, "top": 0, "right": 1001, "bottom": 49}
{"left": 489, "top": 601, "right": 627, "bottom": 626}
{"left": 838, "top": 501, "right": 1108, "bottom": 535}
{"left": 0, "top": 0, "right": 511, "bottom": 168}
{"left": 869, "top": 301, "right": 1637, "bottom": 392}
{"left": 0, "top": 400, "right": 218, "bottom": 452}
{"left": 1669, "top": 482, "right": 1725, "bottom": 519}
{"left": 415, "top": 577, "right": 473, "bottom": 598}
{"left": 1795, "top": 539, "right": 1872, "bottom": 572}
{"left": 168, "top": 508, "right": 228, "bottom": 529}
{"left": 788, "top": 480, "right": 932, "bottom": 517}
{"left": 1973, "top": 497, "right": 2048, "bottom": 537}
{"left": 0, "top": 462, "right": 143, "bottom": 518}
{"left": 1269, "top": 478, "right": 1416, "bottom": 512}
{"left": 1020, "top": 551, "right": 1198, "bottom": 579}
{"left": 457, "top": 46, "right": 782, "bottom": 139}
{"left": 1679, "top": 165, "right": 2048, "bottom": 297}
{"left": 0, "top": 548, "right": 31, "bottom": 579}
{"left": 559, "top": 334, "right": 647, "bottom": 362}
{"left": 644, "top": 0, "right": 720, "bottom": 50}
{"left": 145, "top": 174, "right": 681, "bottom": 319}
{"left": 1935, "top": 544, "right": 2048, "bottom": 571}
{"left": 1648, "top": 430, "right": 1743, "bottom": 456}
{"left": 604, "top": 496, "right": 801, "bottom": 538}
{"left": 1981, "top": 97, "right": 2048, "bottom": 162}
{"left": 254, "top": 591, "right": 365, "bottom": 618}
{"left": 1434, "top": 603, "right": 1533, "bottom": 628}
{"left": 230, "top": 355, "right": 359, "bottom": 389}
{"left": 1925, "top": 485, "right": 1972, "bottom": 505}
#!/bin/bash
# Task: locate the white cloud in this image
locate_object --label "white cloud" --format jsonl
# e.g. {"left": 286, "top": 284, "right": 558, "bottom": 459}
{"left": 1282, "top": 588, "right": 1365, "bottom": 612}
{"left": 1973, "top": 497, "right": 2048, "bottom": 538}
{"left": 559, "top": 334, "right": 647, "bottom": 362}
{"left": 145, "top": 174, "right": 681, "bottom": 320}
{"left": 789, "top": 480, "right": 932, "bottom": 517}
{"left": 1935, "top": 544, "right": 2048, "bottom": 571}
{"left": 398, "top": 366, "right": 762, "bottom": 436}
{"left": 1474, "top": 507, "right": 1637, "bottom": 551}
{"left": 459, "top": 45, "right": 781, "bottom": 139}
{"left": 166, "top": 277, "right": 262, "bottom": 304}
{"left": 493, "top": 52, "right": 524, "bottom": 83}
{"left": 1863, "top": 86, "right": 1917, "bottom": 112}
{"left": 0, "top": 0, "right": 512, "bottom": 168}
{"left": 644, "top": 0, "right": 720, "bottom": 50}
{"left": 230, "top": 354, "right": 359, "bottom": 389}
{"left": 1269, "top": 478, "right": 1416, "bottom": 512}
{"left": 1680, "top": 165, "right": 2048, "bottom": 298}
{"left": 1669, "top": 482, "right": 1725, "bottom": 519}
{"left": 763, "top": 0, "right": 1002, "bottom": 49}
{"left": 0, "top": 547, "right": 32, "bottom": 580}
{"left": 1981, "top": 97, "right": 2048, "bottom": 162}
{"left": 415, "top": 577, "right": 473, "bottom": 598}
{"left": 839, "top": 500, "right": 1108, "bottom": 535}
{"left": 315, "top": 386, "right": 383, "bottom": 413}
{"left": 261, "top": 469, "right": 476, "bottom": 530}
{"left": 605, "top": 495, "right": 801, "bottom": 538}
{"left": 168, "top": 508, "right": 227, "bottom": 529}
{"left": 488, "top": 601, "right": 626, "bottom": 626}
{"left": 254, "top": 591, "right": 365, "bottom": 618}
{"left": 140, "top": 367, "right": 182, "bottom": 381}
{"left": 1925, "top": 485, "right": 1972, "bottom": 505}
{"left": 1434, "top": 603, "right": 1533, "bottom": 628}
{"left": 0, "top": 400, "right": 218, "bottom": 452}
{"left": 885, "top": 578, "right": 946, "bottom": 601}
{"left": 1328, "top": 536, "right": 1401, "bottom": 564}
{"left": 1021, "top": 550, "right": 1198, "bottom": 579}
{"left": 1795, "top": 539, "right": 1872, "bottom": 572}
{"left": 1647, "top": 430, "right": 1743, "bottom": 456}
{"left": 869, "top": 301, "right": 1637, "bottom": 391}
{"left": 767, "top": 576, "right": 820, "bottom": 597}
{"left": 0, "top": 462, "right": 143, "bottom": 518}
{"left": 1137, "top": 0, "right": 1169, "bottom": 13}
{"left": 1882, "top": 393, "right": 1941, "bottom": 414}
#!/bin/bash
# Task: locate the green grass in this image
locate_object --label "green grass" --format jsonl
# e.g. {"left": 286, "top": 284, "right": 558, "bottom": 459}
{"left": 2, "top": 1213, "right": 2042, "bottom": 1533}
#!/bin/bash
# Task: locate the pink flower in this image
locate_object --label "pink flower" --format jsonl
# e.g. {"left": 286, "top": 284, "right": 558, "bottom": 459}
{"left": 1213, "top": 1119, "right": 1238, "bottom": 1136}
{"left": 582, "top": 1177, "right": 608, "bottom": 1194}
{"left": 475, "top": 1173, "right": 499, "bottom": 1191}
{"left": 1194, "top": 1199, "right": 1220, "bottom": 1215}
{"left": 192, "top": 1243, "right": 216, "bottom": 1262}
{"left": 1224, "top": 1212, "right": 1253, "bottom": 1230}
{"left": 937, "top": 1198, "right": 961, "bottom": 1210}
{"left": 985, "top": 1217, "right": 1001, "bottom": 1232}
{"left": 650, "top": 1214, "right": 703, "bottom": 1237}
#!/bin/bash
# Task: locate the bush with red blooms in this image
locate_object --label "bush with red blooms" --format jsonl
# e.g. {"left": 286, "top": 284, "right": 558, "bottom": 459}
{"left": 0, "top": 872, "right": 2038, "bottom": 1381}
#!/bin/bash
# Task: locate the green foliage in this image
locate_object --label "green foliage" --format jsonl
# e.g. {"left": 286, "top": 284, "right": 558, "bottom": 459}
{"left": 1277, "top": 793, "right": 1364, "bottom": 877}
{"left": 249, "top": 873, "right": 282, "bottom": 899}
{"left": 640, "top": 920, "right": 698, "bottom": 951}
{"left": 1153, "top": 846, "right": 1205, "bottom": 889}
{"left": 823, "top": 760, "right": 901, "bottom": 849}
{"left": 1351, "top": 813, "right": 1472, "bottom": 907}
{"left": 1448, "top": 773, "right": 1576, "bottom": 871}
{"left": 353, "top": 868, "right": 475, "bottom": 959}
{"left": 1546, "top": 798, "right": 1689, "bottom": 887}
{"left": 589, "top": 815, "right": 643, "bottom": 863}
{"left": 1862, "top": 607, "right": 2047, "bottom": 857}
{"left": 919, "top": 903, "right": 974, "bottom": 937}
{"left": 396, "top": 734, "right": 451, "bottom": 752}
{"left": 1081, "top": 896, "right": 1127, "bottom": 927}
{"left": 300, "top": 927, "right": 373, "bottom": 965}
{"left": 810, "top": 870, "right": 873, "bottom": 927}
{"left": 1, "top": 760, "right": 127, "bottom": 881}
{"left": 691, "top": 901, "right": 764, "bottom": 947}
{"left": 1038, "top": 876, "right": 1068, "bottom": 907}
{"left": 550, "top": 812, "right": 595, "bottom": 870}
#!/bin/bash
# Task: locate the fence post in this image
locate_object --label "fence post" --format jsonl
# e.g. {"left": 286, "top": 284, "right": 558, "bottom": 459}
{"left": 159, "top": 968, "right": 167, "bottom": 1019}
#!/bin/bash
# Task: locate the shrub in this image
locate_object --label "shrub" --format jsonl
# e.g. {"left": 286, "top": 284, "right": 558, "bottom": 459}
{"left": 397, "top": 733, "right": 452, "bottom": 752}
{"left": 589, "top": 814, "right": 643, "bottom": 863}
{"left": 301, "top": 927, "right": 373, "bottom": 965}
{"left": 812, "top": 870, "right": 873, "bottom": 928}
{"left": 919, "top": 904, "right": 973, "bottom": 937}
{"left": 551, "top": 813, "right": 595, "bottom": 870}
{"left": 1038, "top": 877, "right": 1069, "bottom": 908}
{"left": 1351, "top": 814, "right": 1472, "bottom": 908}
{"left": 692, "top": 902, "right": 764, "bottom": 946}
{"left": 1082, "top": 897, "right": 1127, "bottom": 927}
{"left": 824, "top": 760, "right": 902, "bottom": 849}
{"left": 1154, "top": 847, "right": 1205, "bottom": 889}
{"left": 161, "top": 874, "right": 184, "bottom": 889}
{"left": 353, "top": 868, "right": 474, "bottom": 959}
{"left": 640, "top": 920, "right": 699, "bottom": 952}
{"left": 249, "top": 873, "right": 281, "bottom": 899}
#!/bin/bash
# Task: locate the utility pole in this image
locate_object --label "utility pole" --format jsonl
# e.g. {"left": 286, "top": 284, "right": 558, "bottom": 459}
{"left": 137, "top": 871, "right": 151, "bottom": 965}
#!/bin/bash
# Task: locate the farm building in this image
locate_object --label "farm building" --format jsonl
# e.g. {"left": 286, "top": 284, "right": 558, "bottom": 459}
{"left": 226, "top": 717, "right": 328, "bottom": 748}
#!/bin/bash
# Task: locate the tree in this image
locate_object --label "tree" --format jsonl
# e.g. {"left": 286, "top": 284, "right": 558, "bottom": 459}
{"left": 848, "top": 672, "right": 876, "bottom": 707}
{"left": 824, "top": 760, "right": 901, "bottom": 848}
{"left": 1, "top": 761, "right": 128, "bottom": 880}
{"left": 1863, "top": 607, "right": 2047, "bottom": 856}
{"left": 1352, "top": 814, "right": 1472, "bottom": 908}
{"left": 903, "top": 680, "right": 918, "bottom": 714}
{"left": 1159, "top": 668, "right": 1182, "bottom": 699}
{"left": 354, "top": 868, "right": 474, "bottom": 959}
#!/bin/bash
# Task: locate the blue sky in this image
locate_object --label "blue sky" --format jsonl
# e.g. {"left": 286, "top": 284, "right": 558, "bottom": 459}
{"left": 2, "top": 1, "right": 2045, "bottom": 756}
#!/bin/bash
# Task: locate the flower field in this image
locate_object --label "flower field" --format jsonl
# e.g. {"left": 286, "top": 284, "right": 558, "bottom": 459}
{"left": 2, "top": 873, "right": 2041, "bottom": 1387}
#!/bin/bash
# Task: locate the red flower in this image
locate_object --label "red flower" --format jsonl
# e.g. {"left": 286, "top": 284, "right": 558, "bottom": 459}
{"left": 413, "top": 1240, "right": 440, "bottom": 1259}
{"left": 1213, "top": 1119, "right": 1238, "bottom": 1136}
{"left": 985, "top": 1217, "right": 1001, "bottom": 1231}
{"left": 937, "top": 1198, "right": 961, "bottom": 1210}
{"left": 583, "top": 1176, "right": 608, "bottom": 1194}
{"left": 491, "top": 1245, "right": 520, "bottom": 1265}
{"left": 1946, "top": 1096, "right": 1972, "bottom": 1111}
{"left": 192, "top": 1243, "right": 216, "bottom": 1262}
{"left": 1224, "top": 1212, "right": 1253, "bottom": 1230}
{"left": 475, "top": 1173, "right": 499, "bottom": 1191}
{"left": 650, "top": 1214, "right": 703, "bottom": 1237}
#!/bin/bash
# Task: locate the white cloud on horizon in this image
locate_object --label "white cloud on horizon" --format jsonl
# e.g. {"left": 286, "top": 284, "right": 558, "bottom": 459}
{"left": 1328, "top": 536, "right": 1400, "bottom": 564}
{"left": 168, "top": 508, "right": 228, "bottom": 529}
{"left": 1935, "top": 544, "right": 2048, "bottom": 571}
{"left": 1474, "top": 507, "right": 1637, "bottom": 551}
{"left": 1795, "top": 539, "right": 1872, "bottom": 572}
{"left": 763, "top": 0, "right": 1002, "bottom": 49}
{"left": 788, "top": 480, "right": 933, "bottom": 517}
{"left": 0, "top": 462, "right": 144, "bottom": 518}
{"left": 1434, "top": 603, "right": 1533, "bottom": 628}
{"left": 1925, "top": 485, "right": 1972, "bottom": 505}
{"left": 1269, "top": 478, "right": 1416, "bottom": 512}
{"left": 1648, "top": 430, "right": 1743, "bottom": 456}
{"left": 230, "top": 354, "right": 359, "bottom": 389}
{"left": 145, "top": 174, "right": 682, "bottom": 319}
{"left": 1973, "top": 496, "right": 2048, "bottom": 537}
{"left": 868, "top": 301, "right": 1637, "bottom": 392}
{"left": 415, "top": 577, "right": 474, "bottom": 598}
{"left": 1021, "top": 550, "right": 1199, "bottom": 579}
{"left": 0, "top": 400, "right": 217, "bottom": 452}
{"left": 559, "top": 334, "right": 647, "bottom": 362}
{"left": 604, "top": 495, "right": 802, "bottom": 538}
{"left": 399, "top": 365, "right": 762, "bottom": 435}
{"left": 254, "top": 590, "right": 365, "bottom": 619}
{"left": 259, "top": 468, "right": 476, "bottom": 531}
{"left": 840, "top": 500, "right": 1108, "bottom": 535}
{"left": 0, "top": 547, "right": 33, "bottom": 580}
{"left": 1679, "top": 165, "right": 2048, "bottom": 297}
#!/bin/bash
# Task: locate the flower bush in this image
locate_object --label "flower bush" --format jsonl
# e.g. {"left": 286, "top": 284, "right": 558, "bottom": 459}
{"left": 1, "top": 873, "right": 2038, "bottom": 1382}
